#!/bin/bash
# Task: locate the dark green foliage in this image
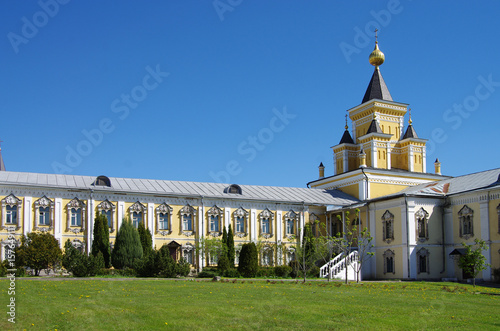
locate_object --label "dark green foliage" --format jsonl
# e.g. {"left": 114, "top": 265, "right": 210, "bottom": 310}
{"left": 458, "top": 239, "right": 490, "bottom": 287}
{"left": 156, "top": 245, "right": 177, "bottom": 278}
{"left": 198, "top": 270, "right": 219, "bottom": 278}
{"left": 289, "top": 260, "right": 300, "bottom": 278}
{"left": 16, "top": 232, "right": 62, "bottom": 276}
{"left": 177, "top": 258, "right": 191, "bottom": 277}
{"left": 222, "top": 225, "right": 228, "bottom": 247}
{"left": 137, "top": 221, "right": 153, "bottom": 258}
{"left": 308, "top": 265, "right": 320, "bottom": 278}
{"left": 0, "top": 260, "right": 8, "bottom": 277}
{"left": 63, "top": 240, "right": 104, "bottom": 277}
{"left": 217, "top": 253, "right": 230, "bottom": 273}
{"left": 257, "top": 267, "right": 276, "bottom": 278}
{"left": 274, "top": 265, "right": 292, "bottom": 278}
{"left": 227, "top": 225, "right": 235, "bottom": 268}
{"left": 237, "top": 242, "right": 258, "bottom": 277}
{"left": 111, "top": 218, "right": 143, "bottom": 269}
{"left": 92, "top": 212, "right": 111, "bottom": 268}
{"left": 135, "top": 250, "right": 158, "bottom": 277}
{"left": 223, "top": 268, "right": 240, "bottom": 278}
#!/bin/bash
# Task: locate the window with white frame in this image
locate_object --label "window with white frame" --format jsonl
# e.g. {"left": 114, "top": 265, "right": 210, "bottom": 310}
{"left": 156, "top": 203, "right": 173, "bottom": 235}
{"left": 34, "top": 196, "right": 54, "bottom": 231}
{"left": 284, "top": 210, "right": 299, "bottom": 238}
{"left": 182, "top": 243, "right": 194, "bottom": 265}
{"left": 66, "top": 197, "right": 86, "bottom": 233}
{"left": 261, "top": 246, "right": 273, "bottom": 266}
{"left": 207, "top": 205, "right": 223, "bottom": 236}
{"left": 415, "top": 207, "right": 429, "bottom": 241}
{"left": 259, "top": 209, "right": 274, "bottom": 239}
{"left": 286, "top": 248, "right": 296, "bottom": 264}
{"left": 2, "top": 194, "right": 22, "bottom": 229}
{"left": 416, "top": 248, "right": 429, "bottom": 274}
{"left": 382, "top": 210, "right": 394, "bottom": 243}
{"left": 97, "top": 200, "right": 115, "bottom": 232}
{"left": 180, "top": 204, "right": 196, "bottom": 235}
{"left": 129, "top": 201, "right": 146, "bottom": 229}
{"left": 497, "top": 204, "right": 500, "bottom": 234}
{"left": 71, "top": 239, "right": 85, "bottom": 253}
{"left": 309, "top": 213, "right": 320, "bottom": 237}
{"left": 383, "top": 249, "right": 395, "bottom": 274}
{"left": 458, "top": 205, "right": 474, "bottom": 239}
{"left": 233, "top": 207, "right": 248, "bottom": 237}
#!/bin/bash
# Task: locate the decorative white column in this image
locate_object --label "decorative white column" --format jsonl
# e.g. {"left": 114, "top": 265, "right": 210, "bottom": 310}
{"left": 343, "top": 150, "right": 349, "bottom": 172}
{"left": 386, "top": 142, "right": 391, "bottom": 170}
{"left": 148, "top": 203, "right": 155, "bottom": 249}
{"left": 479, "top": 201, "right": 491, "bottom": 280}
{"left": 409, "top": 146, "right": 414, "bottom": 172}
{"left": 23, "top": 196, "right": 32, "bottom": 236}
{"left": 443, "top": 206, "right": 455, "bottom": 278}
{"left": 250, "top": 208, "right": 257, "bottom": 242}
{"left": 198, "top": 203, "right": 205, "bottom": 269}
{"left": 87, "top": 198, "right": 94, "bottom": 255}
{"left": 371, "top": 142, "right": 377, "bottom": 168}
{"left": 117, "top": 201, "right": 125, "bottom": 230}
{"left": 54, "top": 198, "right": 62, "bottom": 247}
{"left": 225, "top": 207, "right": 230, "bottom": 230}
{"left": 276, "top": 209, "right": 282, "bottom": 242}
{"left": 422, "top": 147, "right": 427, "bottom": 173}
{"left": 368, "top": 205, "right": 376, "bottom": 278}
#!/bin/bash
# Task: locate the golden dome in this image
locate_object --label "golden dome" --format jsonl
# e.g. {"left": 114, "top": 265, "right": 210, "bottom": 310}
{"left": 369, "top": 42, "right": 385, "bottom": 67}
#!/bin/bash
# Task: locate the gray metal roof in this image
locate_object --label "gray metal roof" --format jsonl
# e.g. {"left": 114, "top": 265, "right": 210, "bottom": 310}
{"left": 362, "top": 66, "right": 393, "bottom": 103}
{"left": 0, "top": 171, "right": 359, "bottom": 206}
{"left": 398, "top": 167, "right": 500, "bottom": 197}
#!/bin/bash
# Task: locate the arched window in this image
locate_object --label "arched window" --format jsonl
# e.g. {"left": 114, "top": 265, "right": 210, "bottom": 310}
{"left": 416, "top": 248, "right": 430, "bottom": 274}
{"left": 180, "top": 204, "right": 196, "bottom": 236}
{"left": 97, "top": 200, "right": 115, "bottom": 232}
{"left": 224, "top": 184, "right": 242, "bottom": 195}
{"left": 458, "top": 205, "right": 474, "bottom": 239}
{"left": 382, "top": 210, "right": 394, "bottom": 243}
{"left": 259, "top": 209, "right": 274, "bottom": 239}
{"left": 415, "top": 207, "right": 429, "bottom": 242}
{"left": 93, "top": 175, "right": 111, "bottom": 187}
{"left": 233, "top": 207, "right": 249, "bottom": 237}
{"left": 129, "top": 201, "right": 146, "bottom": 229}
{"left": 34, "top": 196, "right": 54, "bottom": 232}
{"left": 156, "top": 203, "right": 173, "bottom": 235}
{"left": 383, "top": 249, "right": 395, "bottom": 274}
{"left": 207, "top": 205, "right": 223, "bottom": 237}
{"left": 2, "top": 194, "right": 22, "bottom": 229}
{"left": 284, "top": 210, "right": 299, "bottom": 238}
{"left": 261, "top": 246, "right": 274, "bottom": 267}
{"left": 66, "top": 197, "right": 86, "bottom": 234}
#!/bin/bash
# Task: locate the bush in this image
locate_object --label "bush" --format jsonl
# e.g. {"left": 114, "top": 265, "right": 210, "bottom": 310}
{"left": 238, "top": 243, "right": 258, "bottom": 278}
{"left": 218, "top": 253, "right": 230, "bottom": 274}
{"left": 493, "top": 268, "right": 500, "bottom": 283}
{"left": 15, "top": 267, "right": 26, "bottom": 277}
{"left": 274, "top": 265, "right": 292, "bottom": 278}
{"left": 111, "top": 218, "right": 143, "bottom": 269}
{"left": 223, "top": 268, "right": 240, "bottom": 278}
{"left": 308, "top": 265, "right": 320, "bottom": 278}
{"left": 0, "top": 260, "right": 8, "bottom": 277}
{"left": 16, "top": 232, "right": 62, "bottom": 276}
{"left": 198, "top": 270, "right": 218, "bottom": 278}
{"left": 135, "top": 250, "right": 158, "bottom": 277}
{"left": 157, "top": 246, "right": 177, "bottom": 278}
{"left": 289, "top": 261, "right": 300, "bottom": 278}
{"left": 257, "top": 267, "right": 276, "bottom": 278}
{"left": 177, "top": 258, "right": 191, "bottom": 277}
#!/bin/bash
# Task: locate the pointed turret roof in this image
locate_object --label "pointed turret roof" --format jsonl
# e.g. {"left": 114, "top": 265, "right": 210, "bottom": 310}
{"left": 366, "top": 119, "right": 382, "bottom": 134}
{"left": 339, "top": 129, "right": 354, "bottom": 144}
{"left": 362, "top": 67, "right": 393, "bottom": 103}
{"left": 402, "top": 124, "right": 418, "bottom": 139}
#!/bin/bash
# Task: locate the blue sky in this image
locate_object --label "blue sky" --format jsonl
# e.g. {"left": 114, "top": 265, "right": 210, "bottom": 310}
{"left": 0, "top": 1, "right": 499, "bottom": 188}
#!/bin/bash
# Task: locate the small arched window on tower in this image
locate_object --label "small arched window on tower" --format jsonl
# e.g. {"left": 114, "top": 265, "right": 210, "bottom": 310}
{"left": 93, "top": 175, "right": 111, "bottom": 187}
{"left": 224, "top": 184, "right": 242, "bottom": 195}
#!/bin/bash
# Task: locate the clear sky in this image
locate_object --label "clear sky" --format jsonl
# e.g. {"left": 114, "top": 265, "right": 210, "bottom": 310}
{"left": 0, "top": 1, "right": 499, "bottom": 188}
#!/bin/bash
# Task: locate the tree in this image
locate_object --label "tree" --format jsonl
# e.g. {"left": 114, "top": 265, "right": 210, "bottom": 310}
{"left": 111, "top": 217, "right": 143, "bottom": 269}
{"left": 137, "top": 221, "right": 153, "bottom": 258}
{"left": 294, "top": 224, "right": 331, "bottom": 282}
{"left": 16, "top": 232, "right": 62, "bottom": 276}
{"left": 91, "top": 212, "right": 111, "bottom": 268}
{"left": 332, "top": 209, "right": 374, "bottom": 284}
{"left": 237, "top": 242, "right": 258, "bottom": 277}
{"left": 227, "top": 224, "right": 235, "bottom": 267}
{"left": 458, "top": 238, "right": 490, "bottom": 287}
{"left": 196, "top": 236, "right": 224, "bottom": 267}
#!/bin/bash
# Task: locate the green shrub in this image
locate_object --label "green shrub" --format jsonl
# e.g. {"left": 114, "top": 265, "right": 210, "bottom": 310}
{"left": 238, "top": 243, "right": 258, "bottom": 278}
{"left": 257, "top": 267, "right": 276, "bottom": 277}
{"left": 198, "top": 270, "right": 218, "bottom": 278}
{"left": 177, "top": 258, "right": 191, "bottom": 277}
{"left": 156, "top": 246, "right": 177, "bottom": 278}
{"left": 0, "top": 260, "right": 8, "bottom": 277}
{"left": 308, "top": 265, "right": 320, "bottom": 278}
{"left": 274, "top": 265, "right": 292, "bottom": 278}
{"left": 15, "top": 267, "right": 26, "bottom": 277}
{"left": 289, "top": 261, "right": 300, "bottom": 278}
{"left": 223, "top": 268, "right": 240, "bottom": 278}
{"left": 111, "top": 218, "right": 143, "bottom": 269}
{"left": 217, "top": 253, "right": 230, "bottom": 274}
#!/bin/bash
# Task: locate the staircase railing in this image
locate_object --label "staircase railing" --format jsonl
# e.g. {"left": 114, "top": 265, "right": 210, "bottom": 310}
{"left": 320, "top": 251, "right": 359, "bottom": 279}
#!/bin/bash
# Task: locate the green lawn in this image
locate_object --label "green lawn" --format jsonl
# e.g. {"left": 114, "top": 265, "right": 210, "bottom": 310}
{"left": 1, "top": 278, "right": 499, "bottom": 330}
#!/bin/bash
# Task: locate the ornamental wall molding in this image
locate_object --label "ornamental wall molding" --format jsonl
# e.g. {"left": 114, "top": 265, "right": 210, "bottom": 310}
{"left": 66, "top": 197, "right": 86, "bottom": 233}
{"left": 97, "top": 199, "right": 115, "bottom": 211}
{"left": 181, "top": 230, "right": 194, "bottom": 237}
{"left": 207, "top": 205, "right": 223, "bottom": 217}
{"left": 129, "top": 201, "right": 146, "bottom": 213}
{"left": 180, "top": 204, "right": 197, "bottom": 217}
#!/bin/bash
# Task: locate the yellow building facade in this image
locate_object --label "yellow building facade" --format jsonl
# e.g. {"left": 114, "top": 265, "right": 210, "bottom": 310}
{"left": 0, "top": 38, "right": 499, "bottom": 281}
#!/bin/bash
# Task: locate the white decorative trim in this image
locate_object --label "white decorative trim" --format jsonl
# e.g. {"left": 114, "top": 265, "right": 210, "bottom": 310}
{"left": 180, "top": 204, "right": 196, "bottom": 235}
{"left": 66, "top": 197, "right": 86, "bottom": 233}
{"left": 207, "top": 205, "right": 223, "bottom": 236}
{"left": 259, "top": 208, "right": 274, "bottom": 238}
{"left": 34, "top": 196, "right": 55, "bottom": 232}
{"left": 156, "top": 203, "right": 173, "bottom": 235}
{"left": 1, "top": 194, "right": 22, "bottom": 230}
{"left": 458, "top": 205, "right": 474, "bottom": 239}
{"left": 233, "top": 207, "right": 249, "bottom": 238}
{"left": 382, "top": 210, "right": 394, "bottom": 244}
{"left": 97, "top": 199, "right": 115, "bottom": 233}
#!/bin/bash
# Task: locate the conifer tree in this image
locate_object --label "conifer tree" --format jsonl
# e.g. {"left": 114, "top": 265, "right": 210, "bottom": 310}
{"left": 138, "top": 221, "right": 153, "bottom": 257}
{"left": 227, "top": 224, "right": 235, "bottom": 267}
{"left": 238, "top": 242, "right": 258, "bottom": 277}
{"left": 111, "top": 217, "right": 143, "bottom": 269}
{"left": 91, "top": 212, "right": 111, "bottom": 268}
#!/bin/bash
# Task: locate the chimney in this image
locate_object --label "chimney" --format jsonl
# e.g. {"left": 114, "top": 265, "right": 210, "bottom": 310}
{"left": 434, "top": 158, "right": 441, "bottom": 175}
{"left": 318, "top": 162, "right": 325, "bottom": 179}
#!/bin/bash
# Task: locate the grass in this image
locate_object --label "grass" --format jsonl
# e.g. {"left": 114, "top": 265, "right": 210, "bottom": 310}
{"left": 1, "top": 278, "right": 499, "bottom": 330}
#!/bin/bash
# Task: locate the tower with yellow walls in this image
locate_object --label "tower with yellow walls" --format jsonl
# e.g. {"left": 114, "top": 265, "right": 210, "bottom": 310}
{"left": 312, "top": 33, "right": 446, "bottom": 200}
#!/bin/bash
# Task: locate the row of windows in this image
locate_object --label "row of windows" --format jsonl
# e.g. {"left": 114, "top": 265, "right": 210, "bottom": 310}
{"left": 383, "top": 248, "right": 430, "bottom": 275}
{"left": 1, "top": 195, "right": 307, "bottom": 238}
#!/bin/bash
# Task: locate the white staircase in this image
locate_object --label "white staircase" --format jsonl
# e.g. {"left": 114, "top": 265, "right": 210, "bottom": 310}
{"left": 319, "top": 251, "right": 359, "bottom": 281}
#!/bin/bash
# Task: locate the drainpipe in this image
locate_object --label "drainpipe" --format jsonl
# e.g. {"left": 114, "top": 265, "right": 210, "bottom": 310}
{"left": 405, "top": 194, "right": 410, "bottom": 280}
